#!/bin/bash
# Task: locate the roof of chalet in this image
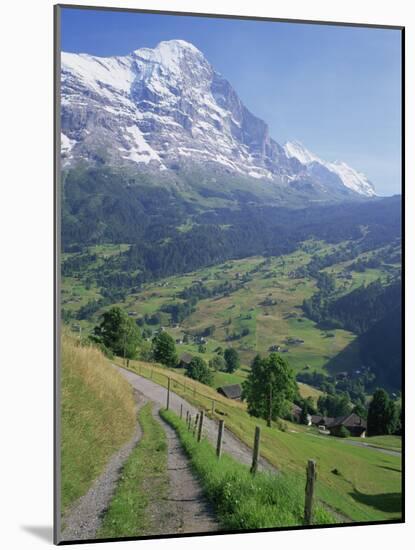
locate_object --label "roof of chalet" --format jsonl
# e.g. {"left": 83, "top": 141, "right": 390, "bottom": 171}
{"left": 329, "top": 413, "right": 367, "bottom": 429}
{"left": 217, "top": 384, "right": 242, "bottom": 399}
{"left": 311, "top": 415, "right": 334, "bottom": 426}
{"left": 179, "top": 352, "right": 193, "bottom": 364}
{"left": 310, "top": 413, "right": 366, "bottom": 429}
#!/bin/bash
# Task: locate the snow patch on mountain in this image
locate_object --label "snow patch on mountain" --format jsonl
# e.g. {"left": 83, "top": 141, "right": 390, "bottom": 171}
{"left": 61, "top": 132, "right": 76, "bottom": 155}
{"left": 284, "top": 140, "right": 321, "bottom": 165}
{"left": 284, "top": 141, "right": 376, "bottom": 197}
{"left": 120, "top": 125, "right": 165, "bottom": 169}
{"left": 328, "top": 161, "right": 376, "bottom": 197}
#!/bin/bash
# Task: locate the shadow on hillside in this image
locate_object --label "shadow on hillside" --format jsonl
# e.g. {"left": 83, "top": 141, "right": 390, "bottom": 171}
{"left": 349, "top": 489, "right": 402, "bottom": 514}
{"left": 378, "top": 465, "right": 402, "bottom": 474}
{"left": 323, "top": 339, "right": 361, "bottom": 375}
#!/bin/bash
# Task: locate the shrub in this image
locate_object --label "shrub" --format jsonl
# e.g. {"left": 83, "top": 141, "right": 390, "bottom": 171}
{"left": 336, "top": 426, "right": 350, "bottom": 438}
{"left": 185, "top": 356, "right": 213, "bottom": 385}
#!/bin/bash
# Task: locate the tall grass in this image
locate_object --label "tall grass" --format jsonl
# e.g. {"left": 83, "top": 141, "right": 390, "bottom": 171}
{"left": 61, "top": 331, "right": 136, "bottom": 513}
{"left": 99, "top": 403, "right": 168, "bottom": 538}
{"left": 161, "top": 409, "right": 334, "bottom": 529}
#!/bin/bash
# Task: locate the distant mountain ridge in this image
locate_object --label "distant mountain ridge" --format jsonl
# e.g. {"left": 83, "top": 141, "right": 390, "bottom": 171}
{"left": 284, "top": 141, "right": 376, "bottom": 197}
{"left": 61, "top": 39, "right": 376, "bottom": 199}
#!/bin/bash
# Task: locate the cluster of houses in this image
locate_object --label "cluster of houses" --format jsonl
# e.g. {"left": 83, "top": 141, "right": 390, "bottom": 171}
{"left": 178, "top": 353, "right": 366, "bottom": 438}
{"left": 310, "top": 413, "right": 367, "bottom": 437}
{"left": 291, "top": 404, "right": 366, "bottom": 437}
{"left": 211, "top": 387, "right": 366, "bottom": 438}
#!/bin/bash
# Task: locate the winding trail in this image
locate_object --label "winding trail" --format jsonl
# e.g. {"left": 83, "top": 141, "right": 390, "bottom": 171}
{"left": 61, "top": 385, "right": 218, "bottom": 542}
{"left": 114, "top": 364, "right": 275, "bottom": 473}
{"left": 115, "top": 366, "right": 353, "bottom": 525}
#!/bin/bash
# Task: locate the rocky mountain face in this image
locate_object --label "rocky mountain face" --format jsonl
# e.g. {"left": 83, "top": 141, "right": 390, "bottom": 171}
{"left": 61, "top": 39, "right": 376, "bottom": 199}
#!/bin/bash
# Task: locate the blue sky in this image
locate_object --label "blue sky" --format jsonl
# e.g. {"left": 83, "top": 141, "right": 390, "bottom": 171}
{"left": 60, "top": 7, "right": 402, "bottom": 196}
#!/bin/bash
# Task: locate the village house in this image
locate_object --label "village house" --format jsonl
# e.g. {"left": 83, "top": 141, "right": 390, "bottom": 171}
{"left": 308, "top": 413, "right": 366, "bottom": 437}
{"left": 178, "top": 352, "right": 193, "bottom": 369}
{"left": 217, "top": 384, "right": 242, "bottom": 400}
{"left": 329, "top": 413, "right": 367, "bottom": 437}
{"left": 269, "top": 344, "right": 281, "bottom": 352}
{"left": 309, "top": 414, "right": 334, "bottom": 430}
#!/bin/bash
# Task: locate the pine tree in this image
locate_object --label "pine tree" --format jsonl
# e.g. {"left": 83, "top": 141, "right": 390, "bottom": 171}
{"left": 367, "top": 388, "right": 398, "bottom": 435}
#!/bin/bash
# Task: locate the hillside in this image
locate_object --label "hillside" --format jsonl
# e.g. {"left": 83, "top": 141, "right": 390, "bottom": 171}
{"left": 62, "top": 233, "right": 401, "bottom": 392}
{"left": 119, "top": 358, "right": 402, "bottom": 522}
{"left": 61, "top": 332, "right": 136, "bottom": 513}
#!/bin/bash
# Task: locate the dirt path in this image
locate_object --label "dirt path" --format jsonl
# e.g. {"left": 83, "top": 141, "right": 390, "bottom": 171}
{"left": 61, "top": 386, "right": 218, "bottom": 542}
{"left": 115, "top": 365, "right": 275, "bottom": 473}
{"left": 340, "top": 439, "right": 401, "bottom": 457}
{"left": 61, "top": 392, "right": 146, "bottom": 542}
{"left": 305, "top": 433, "right": 402, "bottom": 457}
{"left": 148, "top": 409, "right": 219, "bottom": 535}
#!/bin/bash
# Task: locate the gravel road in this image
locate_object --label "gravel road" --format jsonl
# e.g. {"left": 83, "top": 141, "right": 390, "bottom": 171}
{"left": 115, "top": 365, "right": 275, "bottom": 473}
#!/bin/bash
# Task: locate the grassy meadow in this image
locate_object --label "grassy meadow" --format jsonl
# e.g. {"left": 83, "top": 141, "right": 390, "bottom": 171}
{"left": 60, "top": 332, "right": 136, "bottom": 514}
{"left": 62, "top": 240, "right": 399, "bottom": 382}
{"left": 60, "top": 237, "right": 402, "bottom": 527}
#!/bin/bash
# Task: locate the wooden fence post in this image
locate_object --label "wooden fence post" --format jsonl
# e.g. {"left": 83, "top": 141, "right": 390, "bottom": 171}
{"left": 166, "top": 377, "right": 171, "bottom": 410}
{"left": 304, "top": 460, "right": 317, "bottom": 525}
{"left": 186, "top": 410, "right": 189, "bottom": 423}
{"left": 197, "top": 410, "right": 205, "bottom": 442}
{"left": 250, "top": 426, "right": 261, "bottom": 474}
{"left": 193, "top": 414, "right": 199, "bottom": 436}
{"left": 188, "top": 414, "right": 192, "bottom": 430}
{"left": 180, "top": 404, "right": 183, "bottom": 419}
{"left": 216, "top": 419, "right": 224, "bottom": 458}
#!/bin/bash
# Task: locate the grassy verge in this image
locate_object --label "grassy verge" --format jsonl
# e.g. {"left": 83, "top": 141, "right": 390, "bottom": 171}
{"left": 98, "top": 403, "right": 168, "bottom": 538}
{"left": 160, "top": 408, "right": 334, "bottom": 529}
{"left": 120, "top": 359, "right": 402, "bottom": 523}
{"left": 61, "top": 332, "right": 136, "bottom": 514}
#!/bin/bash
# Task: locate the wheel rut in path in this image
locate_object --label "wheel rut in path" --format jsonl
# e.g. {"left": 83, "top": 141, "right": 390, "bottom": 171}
{"left": 148, "top": 408, "right": 219, "bottom": 535}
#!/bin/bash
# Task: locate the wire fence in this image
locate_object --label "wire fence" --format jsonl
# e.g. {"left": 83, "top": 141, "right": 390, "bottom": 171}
{"left": 121, "top": 359, "right": 319, "bottom": 524}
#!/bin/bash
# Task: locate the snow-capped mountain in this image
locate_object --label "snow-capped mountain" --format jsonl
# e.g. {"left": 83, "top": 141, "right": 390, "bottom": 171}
{"left": 61, "top": 39, "right": 376, "bottom": 198}
{"left": 284, "top": 141, "right": 376, "bottom": 197}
